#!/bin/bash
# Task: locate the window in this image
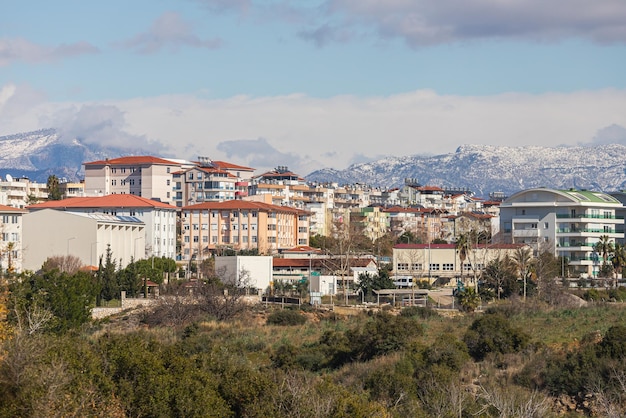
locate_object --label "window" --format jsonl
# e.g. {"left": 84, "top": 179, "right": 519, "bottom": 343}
{"left": 443, "top": 263, "right": 454, "bottom": 271}
{"left": 463, "top": 263, "right": 472, "bottom": 271}
{"left": 167, "top": 180, "right": 170, "bottom": 186}
{"left": 268, "top": 237, "right": 277, "bottom": 243}
{"left": 268, "top": 224, "right": 277, "bottom": 231}
{"left": 211, "top": 223, "right": 217, "bottom": 230}
{"left": 184, "top": 236, "right": 190, "bottom": 243}
{"left": 429, "top": 263, "right": 440, "bottom": 271}
{"left": 298, "top": 227, "right": 307, "bottom": 233}
{"left": 211, "top": 236, "right": 217, "bottom": 243}
{"left": 544, "top": 222, "right": 549, "bottom": 229}
{"left": 193, "top": 236, "right": 199, "bottom": 243}
{"left": 411, "top": 263, "right": 422, "bottom": 271}
{"left": 112, "top": 179, "right": 117, "bottom": 186}
{"left": 397, "top": 263, "right": 409, "bottom": 271}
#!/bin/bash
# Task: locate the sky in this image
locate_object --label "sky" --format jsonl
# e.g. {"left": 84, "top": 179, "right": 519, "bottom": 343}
{"left": 2, "top": 0, "right": 626, "bottom": 176}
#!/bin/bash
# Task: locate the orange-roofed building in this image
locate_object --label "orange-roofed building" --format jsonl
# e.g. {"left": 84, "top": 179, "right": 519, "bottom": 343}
{"left": 180, "top": 200, "right": 310, "bottom": 262}
{"left": 28, "top": 194, "right": 177, "bottom": 259}
{"left": 83, "top": 155, "right": 189, "bottom": 205}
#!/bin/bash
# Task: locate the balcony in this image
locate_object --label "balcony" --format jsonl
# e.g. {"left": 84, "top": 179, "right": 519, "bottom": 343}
{"left": 556, "top": 214, "right": 623, "bottom": 220}
{"left": 512, "top": 229, "right": 539, "bottom": 237}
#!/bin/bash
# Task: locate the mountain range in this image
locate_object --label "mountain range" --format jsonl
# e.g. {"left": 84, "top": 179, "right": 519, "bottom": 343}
{"left": 306, "top": 144, "right": 626, "bottom": 197}
{"left": 2, "top": 129, "right": 626, "bottom": 198}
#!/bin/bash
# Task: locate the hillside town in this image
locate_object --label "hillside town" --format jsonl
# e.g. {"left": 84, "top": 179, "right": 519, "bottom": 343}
{"left": 1, "top": 154, "right": 624, "bottom": 298}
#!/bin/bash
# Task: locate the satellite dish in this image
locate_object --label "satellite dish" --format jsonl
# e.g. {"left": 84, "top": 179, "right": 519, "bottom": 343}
{"left": 5, "top": 174, "right": 12, "bottom": 182}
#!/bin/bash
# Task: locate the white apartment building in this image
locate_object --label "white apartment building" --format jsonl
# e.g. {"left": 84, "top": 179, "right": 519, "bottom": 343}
{"left": 83, "top": 156, "right": 188, "bottom": 206}
{"left": 500, "top": 188, "right": 623, "bottom": 278}
{"left": 22, "top": 209, "right": 145, "bottom": 271}
{"left": 0, "top": 175, "right": 48, "bottom": 208}
{"left": 0, "top": 204, "right": 27, "bottom": 274}
{"left": 27, "top": 194, "right": 177, "bottom": 259}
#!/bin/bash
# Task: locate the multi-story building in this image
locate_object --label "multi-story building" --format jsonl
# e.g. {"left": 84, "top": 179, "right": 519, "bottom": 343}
{"left": 384, "top": 206, "right": 446, "bottom": 242}
{"left": 350, "top": 206, "right": 390, "bottom": 241}
{"left": 248, "top": 166, "right": 308, "bottom": 207}
{"left": 22, "top": 208, "right": 145, "bottom": 271}
{"left": 59, "top": 180, "right": 85, "bottom": 199}
{"left": 27, "top": 194, "right": 177, "bottom": 259}
{"left": 180, "top": 200, "right": 310, "bottom": 262}
{"left": 83, "top": 156, "right": 188, "bottom": 205}
{"left": 0, "top": 204, "right": 27, "bottom": 274}
{"left": 500, "top": 188, "right": 623, "bottom": 278}
{"left": 393, "top": 243, "right": 525, "bottom": 285}
{"left": 0, "top": 175, "right": 48, "bottom": 208}
{"left": 173, "top": 166, "right": 238, "bottom": 207}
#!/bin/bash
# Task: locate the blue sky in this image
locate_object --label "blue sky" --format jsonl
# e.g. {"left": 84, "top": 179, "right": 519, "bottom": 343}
{"left": 2, "top": 0, "right": 626, "bottom": 175}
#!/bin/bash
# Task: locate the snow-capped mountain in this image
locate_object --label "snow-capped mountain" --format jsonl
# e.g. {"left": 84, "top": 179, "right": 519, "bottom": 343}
{"left": 306, "top": 144, "right": 626, "bottom": 197}
{"left": 0, "top": 129, "right": 150, "bottom": 182}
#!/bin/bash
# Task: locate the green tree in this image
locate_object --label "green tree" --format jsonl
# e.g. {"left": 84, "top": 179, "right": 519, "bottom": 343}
{"left": 456, "top": 286, "right": 481, "bottom": 312}
{"left": 46, "top": 174, "right": 63, "bottom": 200}
{"left": 95, "top": 245, "right": 119, "bottom": 303}
{"left": 355, "top": 265, "right": 394, "bottom": 302}
{"left": 463, "top": 313, "right": 530, "bottom": 361}
{"left": 455, "top": 232, "right": 472, "bottom": 282}
{"left": 9, "top": 269, "right": 97, "bottom": 333}
{"left": 612, "top": 242, "right": 626, "bottom": 287}
{"left": 594, "top": 234, "right": 614, "bottom": 279}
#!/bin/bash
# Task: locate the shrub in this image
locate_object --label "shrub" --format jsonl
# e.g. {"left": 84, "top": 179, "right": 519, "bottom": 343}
{"left": 266, "top": 309, "right": 307, "bottom": 326}
{"left": 400, "top": 306, "right": 439, "bottom": 319}
{"left": 463, "top": 313, "right": 531, "bottom": 361}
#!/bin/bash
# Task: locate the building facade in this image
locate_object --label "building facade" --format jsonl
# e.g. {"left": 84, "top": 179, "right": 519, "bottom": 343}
{"left": 83, "top": 156, "right": 187, "bottom": 205}
{"left": 27, "top": 194, "right": 177, "bottom": 259}
{"left": 180, "top": 200, "right": 310, "bottom": 262}
{"left": 22, "top": 209, "right": 145, "bottom": 271}
{"left": 0, "top": 204, "right": 27, "bottom": 274}
{"left": 500, "top": 188, "right": 623, "bottom": 278}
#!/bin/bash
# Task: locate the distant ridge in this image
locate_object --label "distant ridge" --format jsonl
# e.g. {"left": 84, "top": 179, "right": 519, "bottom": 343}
{"left": 0, "top": 129, "right": 151, "bottom": 182}
{"left": 305, "top": 144, "right": 626, "bottom": 197}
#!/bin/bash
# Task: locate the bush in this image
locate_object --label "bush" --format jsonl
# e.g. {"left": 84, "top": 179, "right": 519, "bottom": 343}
{"left": 400, "top": 305, "right": 439, "bottom": 319}
{"left": 463, "top": 313, "right": 531, "bottom": 361}
{"left": 266, "top": 309, "right": 307, "bottom": 326}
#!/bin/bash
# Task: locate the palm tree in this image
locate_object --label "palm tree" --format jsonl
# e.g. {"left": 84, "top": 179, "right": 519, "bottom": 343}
{"left": 456, "top": 233, "right": 472, "bottom": 284}
{"left": 612, "top": 243, "right": 626, "bottom": 288}
{"left": 511, "top": 247, "right": 533, "bottom": 301}
{"left": 594, "top": 235, "right": 614, "bottom": 280}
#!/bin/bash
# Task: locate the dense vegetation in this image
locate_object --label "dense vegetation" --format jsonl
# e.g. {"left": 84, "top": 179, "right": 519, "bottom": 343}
{"left": 4, "top": 244, "right": 626, "bottom": 417}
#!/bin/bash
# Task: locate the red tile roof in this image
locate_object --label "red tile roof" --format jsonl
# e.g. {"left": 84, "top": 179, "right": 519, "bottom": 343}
{"left": 84, "top": 156, "right": 179, "bottom": 166}
{"left": 183, "top": 200, "right": 306, "bottom": 214}
{"left": 27, "top": 194, "right": 177, "bottom": 210}
{"left": 210, "top": 161, "right": 255, "bottom": 171}
{"left": 282, "top": 246, "right": 322, "bottom": 254}
{"left": 0, "top": 204, "right": 27, "bottom": 213}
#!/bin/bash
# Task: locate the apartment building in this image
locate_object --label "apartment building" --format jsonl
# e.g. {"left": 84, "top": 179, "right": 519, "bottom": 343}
{"left": 28, "top": 194, "right": 177, "bottom": 259}
{"left": 500, "top": 188, "right": 623, "bottom": 278}
{"left": 248, "top": 166, "right": 308, "bottom": 207}
{"left": 180, "top": 200, "right": 310, "bottom": 262}
{"left": 173, "top": 166, "right": 238, "bottom": 207}
{"left": 83, "top": 156, "right": 188, "bottom": 205}
{"left": 384, "top": 206, "right": 446, "bottom": 243}
{"left": 0, "top": 204, "right": 27, "bottom": 274}
{"left": 0, "top": 175, "right": 48, "bottom": 208}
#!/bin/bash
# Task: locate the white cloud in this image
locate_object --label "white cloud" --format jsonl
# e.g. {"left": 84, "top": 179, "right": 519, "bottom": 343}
{"left": 3, "top": 84, "right": 626, "bottom": 176}
{"left": 0, "top": 38, "right": 99, "bottom": 66}
{"left": 119, "top": 11, "right": 222, "bottom": 54}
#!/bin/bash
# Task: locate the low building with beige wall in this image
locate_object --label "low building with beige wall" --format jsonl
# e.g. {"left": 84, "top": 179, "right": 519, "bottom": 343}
{"left": 22, "top": 209, "right": 145, "bottom": 271}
